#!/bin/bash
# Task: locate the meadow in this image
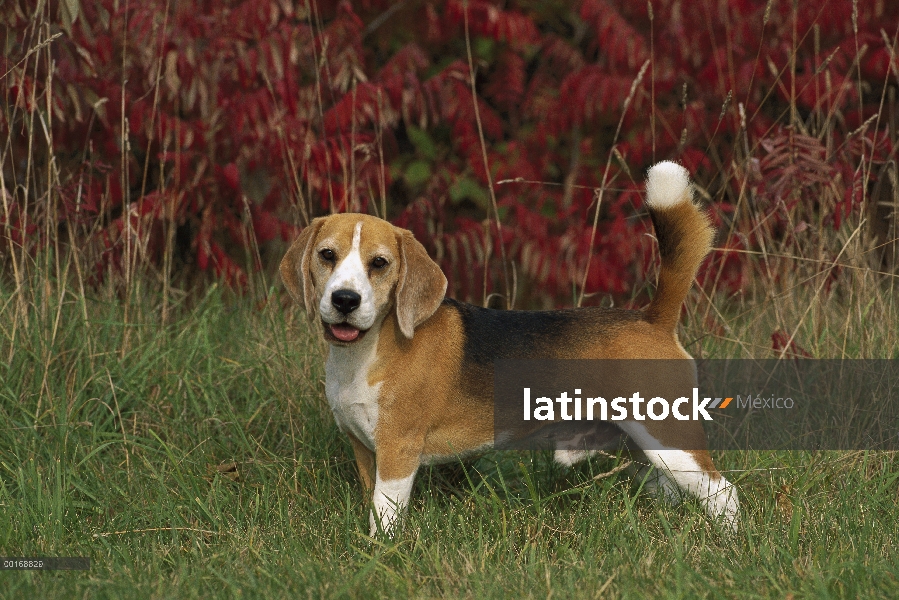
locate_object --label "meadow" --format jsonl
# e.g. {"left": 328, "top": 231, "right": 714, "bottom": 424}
{"left": 0, "top": 245, "right": 897, "bottom": 598}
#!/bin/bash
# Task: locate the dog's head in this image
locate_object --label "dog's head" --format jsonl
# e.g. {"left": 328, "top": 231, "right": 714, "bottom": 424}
{"left": 279, "top": 213, "right": 447, "bottom": 345}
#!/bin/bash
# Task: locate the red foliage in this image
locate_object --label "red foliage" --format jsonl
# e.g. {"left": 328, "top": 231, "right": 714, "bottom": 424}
{"left": 771, "top": 329, "right": 812, "bottom": 359}
{"left": 1, "top": 0, "right": 896, "bottom": 304}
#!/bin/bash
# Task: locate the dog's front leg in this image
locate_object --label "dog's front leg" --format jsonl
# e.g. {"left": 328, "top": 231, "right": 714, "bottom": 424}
{"left": 369, "top": 448, "right": 420, "bottom": 537}
{"left": 346, "top": 432, "right": 375, "bottom": 494}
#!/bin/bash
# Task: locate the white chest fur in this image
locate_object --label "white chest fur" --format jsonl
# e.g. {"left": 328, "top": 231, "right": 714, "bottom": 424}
{"left": 324, "top": 335, "right": 381, "bottom": 451}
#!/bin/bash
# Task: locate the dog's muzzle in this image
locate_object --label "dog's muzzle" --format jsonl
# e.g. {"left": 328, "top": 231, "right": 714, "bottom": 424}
{"left": 326, "top": 289, "right": 366, "bottom": 343}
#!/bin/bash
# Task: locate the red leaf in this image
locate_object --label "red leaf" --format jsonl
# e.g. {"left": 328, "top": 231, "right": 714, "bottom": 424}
{"left": 222, "top": 163, "right": 240, "bottom": 192}
{"left": 771, "top": 330, "right": 812, "bottom": 358}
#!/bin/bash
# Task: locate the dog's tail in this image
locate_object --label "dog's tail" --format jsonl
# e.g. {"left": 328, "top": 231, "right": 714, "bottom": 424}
{"left": 643, "top": 161, "right": 714, "bottom": 331}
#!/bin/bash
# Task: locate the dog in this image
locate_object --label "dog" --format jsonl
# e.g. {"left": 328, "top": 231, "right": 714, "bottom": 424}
{"left": 280, "top": 161, "right": 739, "bottom": 536}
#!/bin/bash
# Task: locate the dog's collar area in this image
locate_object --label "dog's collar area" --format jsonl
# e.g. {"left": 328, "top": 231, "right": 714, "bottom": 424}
{"left": 323, "top": 320, "right": 368, "bottom": 344}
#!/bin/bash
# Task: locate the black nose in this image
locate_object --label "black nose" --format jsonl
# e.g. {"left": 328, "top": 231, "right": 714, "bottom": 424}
{"left": 331, "top": 289, "right": 361, "bottom": 315}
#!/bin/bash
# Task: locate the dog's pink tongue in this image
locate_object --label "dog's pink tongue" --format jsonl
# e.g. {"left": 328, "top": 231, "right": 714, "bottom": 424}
{"left": 331, "top": 323, "right": 360, "bottom": 342}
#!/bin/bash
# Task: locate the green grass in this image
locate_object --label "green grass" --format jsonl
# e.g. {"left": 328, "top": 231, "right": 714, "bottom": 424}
{"left": 1, "top": 275, "right": 898, "bottom": 599}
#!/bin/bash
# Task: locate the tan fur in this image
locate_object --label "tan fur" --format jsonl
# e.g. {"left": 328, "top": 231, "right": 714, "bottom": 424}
{"left": 347, "top": 431, "right": 376, "bottom": 492}
{"left": 371, "top": 309, "right": 494, "bottom": 475}
{"left": 308, "top": 214, "right": 403, "bottom": 325}
{"left": 394, "top": 230, "right": 448, "bottom": 339}
{"left": 280, "top": 218, "right": 325, "bottom": 313}
{"left": 645, "top": 201, "right": 715, "bottom": 330}
{"left": 280, "top": 188, "right": 737, "bottom": 534}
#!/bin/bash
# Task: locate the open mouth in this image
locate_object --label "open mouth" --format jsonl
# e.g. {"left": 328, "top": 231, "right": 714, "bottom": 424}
{"left": 323, "top": 321, "right": 368, "bottom": 344}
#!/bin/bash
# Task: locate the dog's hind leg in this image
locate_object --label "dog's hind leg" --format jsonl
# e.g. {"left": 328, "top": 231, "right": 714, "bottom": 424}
{"left": 617, "top": 422, "right": 740, "bottom": 531}
{"left": 553, "top": 424, "right": 625, "bottom": 467}
{"left": 555, "top": 443, "right": 685, "bottom": 505}
{"left": 625, "top": 449, "right": 682, "bottom": 505}
{"left": 553, "top": 448, "right": 597, "bottom": 467}
{"left": 641, "top": 448, "right": 739, "bottom": 531}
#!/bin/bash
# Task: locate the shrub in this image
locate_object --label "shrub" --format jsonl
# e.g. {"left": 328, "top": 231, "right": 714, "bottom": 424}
{"left": 1, "top": 0, "right": 896, "bottom": 307}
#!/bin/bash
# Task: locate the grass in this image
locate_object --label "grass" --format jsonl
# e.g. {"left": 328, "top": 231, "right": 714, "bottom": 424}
{"left": 1, "top": 266, "right": 898, "bottom": 599}
{"left": 3, "top": 3, "right": 899, "bottom": 596}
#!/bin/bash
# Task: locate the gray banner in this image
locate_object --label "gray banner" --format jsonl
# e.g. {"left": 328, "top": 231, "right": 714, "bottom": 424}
{"left": 493, "top": 359, "right": 899, "bottom": 450}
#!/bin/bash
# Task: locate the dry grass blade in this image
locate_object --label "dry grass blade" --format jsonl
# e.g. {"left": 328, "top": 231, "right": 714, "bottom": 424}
{"left": 463, "top": 0, "right": 512, "bottom": 308}
{"left": 577, "top": 59, "right": 649, "bottom": 308}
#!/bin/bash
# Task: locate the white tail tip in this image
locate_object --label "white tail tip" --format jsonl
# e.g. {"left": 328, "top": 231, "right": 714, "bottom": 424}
{"left": 646, "top": 161, "right": 693, "bottom": 209}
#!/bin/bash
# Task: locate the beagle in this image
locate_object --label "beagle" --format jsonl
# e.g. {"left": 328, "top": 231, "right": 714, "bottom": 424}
{"left": 280, "top": 161, "right": 739, "bottom": 536}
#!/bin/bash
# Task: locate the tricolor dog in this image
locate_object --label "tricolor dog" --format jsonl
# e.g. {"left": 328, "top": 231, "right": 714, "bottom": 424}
{"left": 280, "top": 161, "right": 739, "bottom": 535}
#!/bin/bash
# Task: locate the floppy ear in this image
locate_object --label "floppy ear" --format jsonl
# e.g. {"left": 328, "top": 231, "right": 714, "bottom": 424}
{"left": 279, "top": 218, "right": 326, "bottom": 314}
{"left": 395, "top": 229, "right": 447, "bottom": 339}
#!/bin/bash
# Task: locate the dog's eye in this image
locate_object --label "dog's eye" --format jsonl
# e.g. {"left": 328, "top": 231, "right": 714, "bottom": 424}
{"left": 370, "top": 256, "right": 388, "bottom": 269}
{"left": 319, "top": 248, "right": 335, "bottom": 262}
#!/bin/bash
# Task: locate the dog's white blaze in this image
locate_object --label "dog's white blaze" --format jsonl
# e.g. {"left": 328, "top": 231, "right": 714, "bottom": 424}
{"left": 617, "top": 421, "right": 740, "bottom": 531}
{"left": 645, "top": 161, "right": 692, "bottom": 209}
{"left": 325, "top": 331, "right": 381, "bottom": 451}
{"left": 370, "top": 470, "right": 417, "bottom": 536}
{"left": 319, "top": 221, "right": 379, "bottom": 329}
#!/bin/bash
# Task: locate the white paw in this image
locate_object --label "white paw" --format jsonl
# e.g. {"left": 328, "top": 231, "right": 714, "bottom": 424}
{"left": 554, "top": 448, "right": 596, "bottom": 467}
